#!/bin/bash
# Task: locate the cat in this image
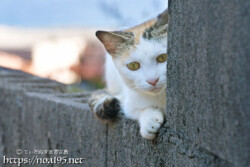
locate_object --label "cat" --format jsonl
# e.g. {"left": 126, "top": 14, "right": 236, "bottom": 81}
{"left": 89, "top": 9, "right": 168, "bottom": 140}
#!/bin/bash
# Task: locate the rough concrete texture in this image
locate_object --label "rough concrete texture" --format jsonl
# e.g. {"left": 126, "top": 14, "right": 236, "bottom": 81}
{"left": 167, "top": 0, "right": 250, "bottom": 166}
{"left": 0, "top": 67, "right": 107, "bottom": 167}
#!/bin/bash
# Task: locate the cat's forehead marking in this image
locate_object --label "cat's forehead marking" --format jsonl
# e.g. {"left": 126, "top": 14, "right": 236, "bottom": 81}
{"left": 124, "top": 9, "right": 168, "bottom": 43}
{"left": 125, "top": 19, "right": 157, "bottom": 44}
{"left": 110, "top": 9, "right": 168, "bottom": 61}
{"left": 115, "top": 20, "right": 158, "bottom": 61}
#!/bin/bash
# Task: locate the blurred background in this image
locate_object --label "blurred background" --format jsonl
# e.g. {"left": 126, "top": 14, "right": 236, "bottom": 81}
{"left": 0, "top": 0, "right": 168, "bottom": 90}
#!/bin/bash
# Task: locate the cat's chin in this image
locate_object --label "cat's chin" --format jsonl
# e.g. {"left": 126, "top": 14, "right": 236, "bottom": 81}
{"left": 149, "top": 87, "right": 164, "bottom": 94}
{"left": 137, "top": 86, "right": 165, "bottom": 95}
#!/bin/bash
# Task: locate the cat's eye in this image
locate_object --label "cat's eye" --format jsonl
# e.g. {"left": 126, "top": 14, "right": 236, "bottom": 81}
{"left": 127, "top": 62, "right": 140, "bottom": 71}
{"left": 156, "top": 53, "right": 167, "bottom": 63}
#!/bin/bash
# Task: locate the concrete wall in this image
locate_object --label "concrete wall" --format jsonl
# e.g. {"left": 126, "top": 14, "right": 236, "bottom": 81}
{"left": 0, "top": 67, "right": 108, "bottom": 167}
{"left": 167, "top": 0, "right": 250, "bottom": 166}
{"left": 1, "top": 0, "right": 250, "bottom": 166}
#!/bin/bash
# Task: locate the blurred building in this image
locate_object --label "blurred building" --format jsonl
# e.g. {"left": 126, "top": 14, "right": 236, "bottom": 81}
{"left": 0, "top": 27, "right": 106, "bottom": 85}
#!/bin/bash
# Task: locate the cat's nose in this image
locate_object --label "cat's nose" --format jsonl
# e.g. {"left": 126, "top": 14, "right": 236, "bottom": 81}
{"left": 147, "top": 78, "right": 159, "bottom": 86}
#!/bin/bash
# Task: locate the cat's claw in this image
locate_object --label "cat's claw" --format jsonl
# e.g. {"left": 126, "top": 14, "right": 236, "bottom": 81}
{"left": 139, "top": 110, "right": 164, "bottom": 140}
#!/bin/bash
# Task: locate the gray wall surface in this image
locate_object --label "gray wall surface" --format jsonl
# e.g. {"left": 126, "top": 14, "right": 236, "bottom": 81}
{"left": 167, "top": 0, "right": 250, "bottom": 166}
{"left": 0, "top": 0, "right": 249, "bottom": 166}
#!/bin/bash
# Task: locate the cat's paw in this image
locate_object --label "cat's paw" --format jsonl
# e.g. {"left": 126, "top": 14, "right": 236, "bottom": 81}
{"left": 139, "top": 110, "right": 164, "bottom": 140}
{"left": 89, "top": 92, "right": 120, "bottom": 121}
{"left": 101, "top": 97, "right": 120, "bottom": 120}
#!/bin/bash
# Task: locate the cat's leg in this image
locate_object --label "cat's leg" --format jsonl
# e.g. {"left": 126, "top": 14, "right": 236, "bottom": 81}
{"left": 139, "top": 108, "right": 164, "bottom": 140}
{"left": 89, "top": 89, "right": 120, "bottom": 122}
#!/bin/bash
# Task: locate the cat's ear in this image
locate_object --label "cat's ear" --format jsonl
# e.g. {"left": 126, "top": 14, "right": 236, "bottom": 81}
{"left": 156, "top": 9, "right": 168, "bottom": 28}
{"left": 143, "top": 9, "right": 168, "bottom": 39}
{"left": 155, "top": 9, "right": 168, "bottom": 37}
{"left": 96, "top": 31, "right": 134, "bottom": 56}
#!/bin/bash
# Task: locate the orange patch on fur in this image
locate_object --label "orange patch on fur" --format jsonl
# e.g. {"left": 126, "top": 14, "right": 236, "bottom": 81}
{"left": 115, "top": 18, "right": 157, "bottom": 61}
{"left": 115, "top": 18, "right": 157, "bottom": 60}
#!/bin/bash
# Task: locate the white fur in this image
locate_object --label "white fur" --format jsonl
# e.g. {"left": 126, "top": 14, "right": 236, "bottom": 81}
{"left": 93, "top": 95, "right": 109, "bottom": 112}
{"left": 105, "top": 37, "right": 167, "bottom": 139}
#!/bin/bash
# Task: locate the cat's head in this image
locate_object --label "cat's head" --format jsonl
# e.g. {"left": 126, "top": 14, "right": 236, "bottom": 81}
{"left": 96, "top": 10, "right": 168, "bottom": 95}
